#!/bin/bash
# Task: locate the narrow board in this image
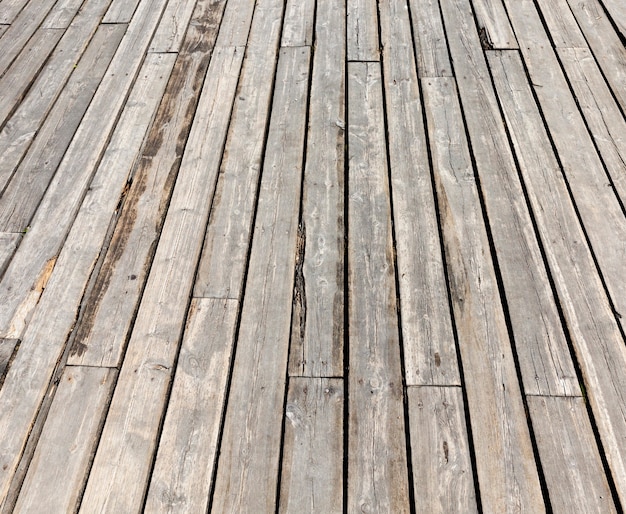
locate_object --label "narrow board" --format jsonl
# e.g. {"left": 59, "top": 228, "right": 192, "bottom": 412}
{"left": 487, "top": 48, "right": 626, "bottom": 507}
{"left": 347, "top": 62, "right": 410, "bottom": 512}
{"left": 214, "top": 0, "right": 256, "bottom": 47}
{"left": 42, "top": 0, "right": 87, "bottom": 28}
{"left": 148, "top": 0, "right": 197, "bottom": 52}
{"left": 422, "top": 77, "right": 545, "bottom": 512}
{"left": 145, "top": 299, "right": 238, "bottom": 513}
{"left": 0, "top": 0, "right": 29, "bottom": 24}
{"left": 78, "top": 47, "right": 244, "bottom": 513}
{"left": 528, "top": 396, "right": 617, "bottom": 513}
{"left": 536, "top": 0, "right": 588, "bottom": 48}
{"left": 597, "top": 0, "right": 626, "bottom": 39}
{"left": 279, "top": 378, "right": 344, "bottom": 513}
{"left": 380, "top": 0, "right": 459, "bottom": 386}
{"left": 0, "top": 233, "right": 20, "bottom": 277}
{"left": 13, "top": 367, "right": 116, "bottom": 513}
{"left": 440, "top": 0, "right": 579, "bottom": 397}
{"left": 69, "top": 0, "right": 229, "bottom": 367}
{"left": 210, "top": 46, "right": 310, "bottom": 512}
{"left": 281, "top": 0, "right": 315, "bottom": 47}
{"left": 347, "top": 0, "right": 379, "bottom": 61}
{"left": 0, "top": 339, "right": 18, "bottom": 380}
{"left": 287, "top": 0, "right": 345, "bottom": 377}
{"left": 408, "top": 386, "right": 477, "bottom": 512}
{"left": 102, "top": 0, "right": 141, "bottom": 23}
{"left": 409, "top": 0, "right": 452, "bottom": 77}
{"left": 470, "top": 0, "right": 518, "bottom": 48}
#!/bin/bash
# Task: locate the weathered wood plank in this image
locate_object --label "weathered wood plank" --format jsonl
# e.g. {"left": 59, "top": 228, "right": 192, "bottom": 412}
{"left": 279, "top": 378, "right": 344, "bottom": 513}
{"left": 408, "top": 386, "right": 477, "bottom": 512}
{"left": 281, "top": 0, "right": 314, "bottom": 46}
{"left": 102, "top": 0, "right": 141, "bottom": 23}
{"left": 145, "top": 299, "right": 238, "bottom": 513}
{"left": 487, "top": 48, "right": 626, "bottom": 507}
{"left": 287, "top": 0, "right": 344, "bottom": 377}
{"left": 0, "top": 0, "right": 170, "bottom": 339}
{"left": 347, "top": 62, "right": 410, "bottom": 512}
{"left": 536, "top": 0, "right": 587, "bottom": 48}
{"left": 42, "top": 0, "right": 85, "bottom": 28}
{"left": 0, "top": 233, "right": 20, "bottom": 277}
{"left": 68, "top": 0, "right": 228, "bottom": 367}
{"left": 0, "top": 24, "right": 7, "bottom": 37}
{"left": 471, "top": 0, "right": 518, "bottom": 48}
{"left": 0, "top": 339, "right": 18, "bottom": 381}
{"left": 148, "top": 0, "right": 197, "bottom": 52}
{"left": 347, "top": 0, "right": 379, "bottom": 61}
{"left": 440, "top": 0, "right": 579, "bottom": 397}
{"left": 528, "top": 396, "right": 617, "bottom": 513}
{"left": 13, "top": 367, "right": 116, "bottom": 513}
{"left": 78, "top": 47, "right": 243, "bottom": 513}
{"left": 0, "top": 52, "right": 175, "bottom": 504}
{"left": 598, "top": 0, "right": 626, "bottom": 39}
{"left": 210, "top": 46, "right": 310, "bottom": 512}
{"left": 422, "top": 77, "right": 545, "bottom": 512}
{"left": 409, "top": 0, "right": 452, "bottom": 77}
{"left": 214, "top": 0, "right": 256, "bottom": 47}
{"left": 0, "top": 0, "right": 28, "bottom": 24}
{"left": 380, "top": 0, "right": 458, "bottom": 385}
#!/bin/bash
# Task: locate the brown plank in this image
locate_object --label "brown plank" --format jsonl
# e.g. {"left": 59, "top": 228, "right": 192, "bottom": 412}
{"left": 422, "top": 76, "right": 545, "bottom": 512}
{"left": 347, "top": 0, "right": 379, "bottom": 61}
{"left": 471, "top": 0, "right": 518, "bottom": 48}
{"left": 279, "top": 378, "right": 344, "bottom": 513}
{"left": 536, "top": 0, "right": 588, "bottom": 48}
{"left": 409, "top": 0, "right": 452, "bottom": 77}
{"left": 0, "top": 339, "right": 18, "bottom": 381}
{"left": 347, "top": 61, "right": 410, "bottom": 512}
{"left": 408, "top": 387, "right": 477, "bottom": 512}
{"left": 145, "top": 299, "right": 238, "bottom": 513}
{"left": 0, "top": 233, "right": 20, "bottom": 277}
{"left": 281, "top": 0, "right": 314, "bottom": 47}
{"left": 210, "top": 46, "right": 310, "bottom": 512}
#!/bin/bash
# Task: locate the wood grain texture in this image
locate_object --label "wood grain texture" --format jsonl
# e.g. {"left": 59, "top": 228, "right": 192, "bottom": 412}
{"left": 0, "top": 233, "right": 20, "bottom": 278}
{"left": 0, "top": 0, "right": 28, "bottom": 24}
{"left": 528, "top": 396, "right": 617, "bottom": 513}
{"left": 102, "top": 0, "right": 141, "bottom": 23}
{"left": 347, "top": 62, "right": 410, "bottom": 513}
{"left": 441, "top": 0, "right": 578, "bottom": 397}
{"left": 409, "top": 0, "right": 452, "bottom": 77}
{"left": 380, "top": 0, "right": 459, "bottom": 386}
{"left": 0, "top": 339, "right": 18, "bottom": 381}
{"left": 536, "top": 0, "right": 587, "bottom": 48}
{"left": 211, "top": 46, "right": 310, "bottom": 512}
{"left": 78, "top": 47, "right": 243, "bottom": 514}
{"left": 68, "top": 0, "right": 228, "bottom": 367}
{"left": 14, "top": 367, "right": 116, "bottom": 513}
{"left": 408, "top": 386, "right": 477, "bottom": 512}
{"left": 42, "top": 0, "right": 86, "bottom": 28}
{"left": 347, "top": 0, "right": 379, "bottom": 61}
{"left": 279, "top": 378, "right": 343, "bottom": 513}
{"left": 471, "top": 0, "right": 518, "bottom": 48}
{"left": 488, "top": 48, "right": 626, "bottom": 507}
{"left": 214, "top": 0, "right": 256, "bottom": 47}
{"left": 145, "top": 299, "right": 238, "bottom": 513}
{"left": 281, "top": 0, "right": 314, "bottom": 46}
{"left": 597, "top": 0, "right": 626, "bottom": 39}
{"left": 287, "top": 0, "right": 344, "bottom": 377}
{"left": 148, "top": 0, "right": 197, "bottom": 52}
{"left": 422, "top": 77, "right": 545, "bottom": 513}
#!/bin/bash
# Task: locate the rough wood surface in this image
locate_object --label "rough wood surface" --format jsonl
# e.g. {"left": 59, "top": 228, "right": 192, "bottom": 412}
{"left": 422, "top": 76, "right": 545, "bottom": 513}
{"left": 0, "top": 233, "right": 20, "bottom": 277}
{"left": 42, "top": 0, "right": 87, "bottom": 28}
{"left": 214, "top": 0, "right": 256, "bottom": 47}
{"left": 210, "top": 46, "right": 310, "bottom": 512}
{"left": 145, "top": 299, "right": 238, "bottom": 513}
{"left": 102, "top": 0, "right": 141, "bottom": 23}
{"left": 347, "top": 62, "right": 410, "bottom": 513}
{"left": 0, "top": 0, "right": 29, "bottom": 24}
{"left": 148, "top": 0, "right": 197, "bottom": 52}
{"left": 13, "top": 367, "right": 116, "bottom": 513}
{"left": 0, "top": 339, "right": 18, "bottom": 381}
{"left": 409, "top": 0, "right": 452, "bottom": 77}
{"left": 347, "top": 0, "right": 379, "bottom": 61}
{"left": 281, "top": 0, "right": 314, "bottom": 47}
{"left": 536, "top": 0, "right": 588, "bottom": 48}
{"left": 471, "top": 0, "right": 517, "bottom": 48}
{"left": 408, "top": 386, "right": 477, "bottom": 512}
{"left": 596, "top": 0, "right": 626, "bottom": 39}
{"left": 279, "top": 378, "right": 344, "bottom": 513}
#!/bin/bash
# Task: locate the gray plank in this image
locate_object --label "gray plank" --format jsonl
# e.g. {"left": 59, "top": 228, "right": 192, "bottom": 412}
{"left": 0, "top": 0, "right": 170, "bottom": 339}
{"left": 102, "top": 0, "right": 140, "bottom": 23}
{"left": 408, "top": 387, "right": 477, "bottom": 513}
{"left": 528, "top": 396, "right": 617, "bottom": 513}
{"left": 14, "top": 367, "right": 116, "bottom": 513}
{"left": 347, "top": 0, "right": 379, "bottom": 61}
{"left": 471, "top": 0, "right": 518, "bottom": 48}
{"left": 380, "top": 0, "right": 459, "bottom": 386}
{"left": 0, "top": 0, "right": 28, "bottom": 24}
{"left": 211, "top": 46, "right": 310, "bottom": 512}
{"left": 68, "top": 0, "right": 228, "bottom": 367}
{"left": 441, "top": 0, "right": 579, "bottom": 397}
{"left": 148, "top": 0, "right": 196, "bottom": 52}
{"left": 536, "top": 0, "right": 587, "bottom": 48}
{"left": 281, "top": 0, "right": 314, "bottom": 46}
{"left": 214, "top": 0, "right": 256, "bottom": 47}
{"left": 598, "top": 0, "right": 626, "bottom": 39}
{"left": 287, "top": 0, "right": 345, "bottom": 377}
{"left": 487, "top": 48, "right": 626, "bottom": 507}
{"left": 78, "top": 47, "right": 243, "bottom": 513}
{"left": 0, "top": 24, "right": 6, "bottom": 37}
{"left": 422, "top": 77, "right": 545, "bottom": 512}
{"left": 0, "top": 233, "right": 20, "bottom": 277}
{"left": 0, "top": 53, "right": 175, "bottom": 503}
{"left": 42, "top": 0, "right": 86, "bottom": 28}
{"left": 347, "top": 62, "right": 410, "bottom": 513}
{"left": 145, "top": 299, "right": 238, "bottom": 513}
{"left": 409, "top": 0, "right": 452, "bottom": 77}
{"left": 279, "top": 378, "right": 344, "bottom": 513}
{"left": 0, "top": 339, "right": 18, "bottom": 380}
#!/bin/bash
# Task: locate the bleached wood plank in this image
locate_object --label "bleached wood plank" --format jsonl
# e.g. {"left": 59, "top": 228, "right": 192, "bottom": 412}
{"left": 14, "top": 367, "right": 115, "bottom": 513}
{"left": 102, "top": 0, "right": 140, "bottom": 23}
{"left": 42, "top": 0, "right": 86, "bottom": 28}
{"left": 0, "top": 233, "right": 20, "bottom": 277}
{"left": 281, "top": 0, "right": 314, "bottom": 46}
{"left": 210, "top": 46, "right": 310, "bottom": 512}
{"left": 68, "top": 0, "right": 228, "bottom": 367}
{"left": 148, "top": 0, "right": 196, "bottom": 52}
{"left": 0, "top": 53, "right": 175, "bottom": 504}
{"left": 0, "top": 0, "right": 28, "bottom": 24}
{"left": 380, "top": 0, "right": 458, "bottom": 385}
{"left": 0, "top": 339, "right": 18, "bottom": 380}
{"left": 347, "top": 0, "right": 379, "bottom": 61}
{"left": 528, "top": 396, "right": 617, "bottom": 513}
{"left": 598, "top": 0, "right": 626, "bottom": 39}
{"left": 279, "top": 378, "right": 343, "bottom": 513}
{"left": 440, "top": 0, "right": 579, "bottom": 397}
{"left": 0, "top": 0, "right": 170, "bottom": 339}
{"left": 0, "top": 24, "right": 7, "bottom": 37}
{"left": 487, "top": 48, "right": 626, "bottom": 507}
{"left": 408, "top": 387, "right": 477, "bottom": 512}
{"left": 215, "top": 0, "right": 256, "bottom": 47}
{"left": 347, "top": 62, "right": 410, "bottom": 513}
{"left": 471, "top": 0, "right": 518, "bottom": 48}
{"left": 78, "top": 47, "right": 243, "bottom": 513}
{"left": 536, "top": 0, "right": 587, "bottom": 48}
{"left": 145, "top": 299, "right": 238, "bottom": 513}
{"left": 409, "top": 0, "right": 452, "bottom": 77}
{"left": 422, "top": 77, "right": 545, "bottom": 513}
{"left": 287, "top": 0, "right": 344, "bottom": 377}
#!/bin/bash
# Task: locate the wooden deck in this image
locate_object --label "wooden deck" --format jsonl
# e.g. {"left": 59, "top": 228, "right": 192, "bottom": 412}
{"left": 0, "top": 0, "right": 625, "bottom": 511}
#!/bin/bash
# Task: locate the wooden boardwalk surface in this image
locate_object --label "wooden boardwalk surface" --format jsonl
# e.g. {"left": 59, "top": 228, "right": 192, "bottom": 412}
{"left": 0, "top": 0, "right": 625, "bottom": 511}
